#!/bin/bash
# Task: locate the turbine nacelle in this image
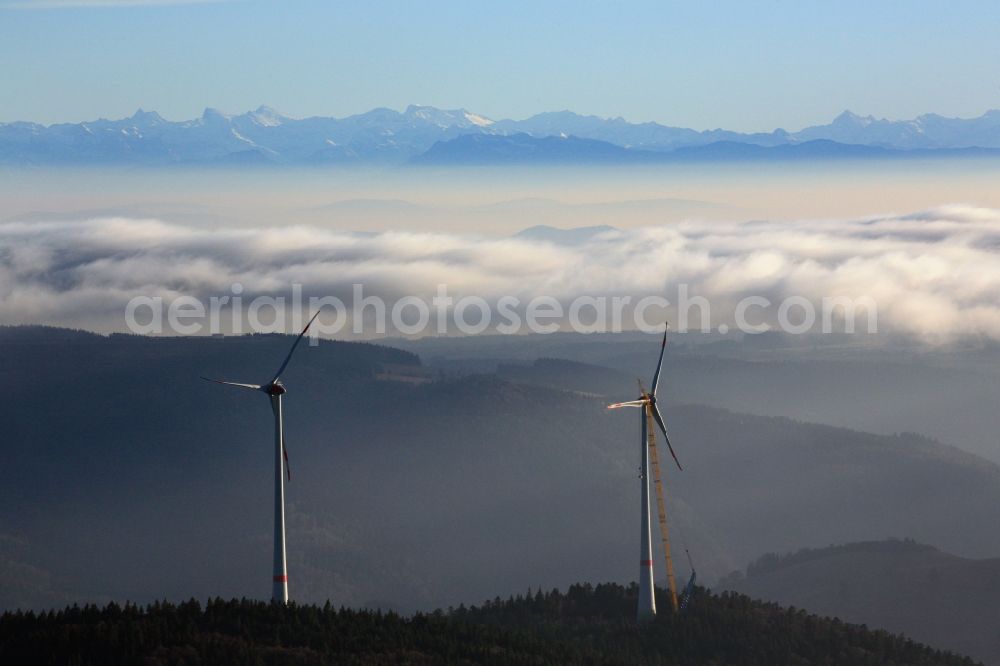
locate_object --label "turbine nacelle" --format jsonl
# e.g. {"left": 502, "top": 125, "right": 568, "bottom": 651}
{"left": 264, "top": 381, "right": 287, "bottom": 396}
{"left": 606, "top": 326, "right": 682, "bottom": 471}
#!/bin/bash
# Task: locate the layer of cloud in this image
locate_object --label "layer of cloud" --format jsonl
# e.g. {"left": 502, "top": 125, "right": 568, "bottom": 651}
{"left": 1, "top": 205, "right": 999, "bottom": 343}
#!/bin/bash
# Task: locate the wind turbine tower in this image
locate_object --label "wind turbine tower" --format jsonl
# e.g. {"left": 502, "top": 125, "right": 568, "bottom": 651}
{"left": 202, "top": 310, "right": 322, "bottom": 604}
{"left": 608, "top": 326, "right": 683, "bottom": 621}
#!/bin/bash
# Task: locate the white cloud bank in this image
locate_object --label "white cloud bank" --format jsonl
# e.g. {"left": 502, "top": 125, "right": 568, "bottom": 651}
{"left": 1, "top": 205, "right": 998, "bottom": 343}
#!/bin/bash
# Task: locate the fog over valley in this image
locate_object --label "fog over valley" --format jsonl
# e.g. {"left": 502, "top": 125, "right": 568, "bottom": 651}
{"left": 2, "top": 164, "right": 1000, "bottom": 345}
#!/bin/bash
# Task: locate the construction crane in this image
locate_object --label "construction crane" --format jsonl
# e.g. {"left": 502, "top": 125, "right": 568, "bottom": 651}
{"left": 645, "top": 393, "right": 679, "bottom": 613}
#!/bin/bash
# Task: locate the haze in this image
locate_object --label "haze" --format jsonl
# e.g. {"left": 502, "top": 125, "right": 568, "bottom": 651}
{"left": 5, "top": 159, "right": 1000, "bottom": 233}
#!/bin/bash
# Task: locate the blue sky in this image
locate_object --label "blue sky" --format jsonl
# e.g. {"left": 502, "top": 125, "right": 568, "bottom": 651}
{"left": 1, "top": 0, "right": 999, "bottom": 131}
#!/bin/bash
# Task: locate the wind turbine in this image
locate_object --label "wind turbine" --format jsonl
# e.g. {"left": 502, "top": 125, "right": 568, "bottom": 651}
{"left": 607, "top": 325, "right": 682, "bottom": 620}
{"left": 201, "top": 310, "right": 322, "bottom": 604}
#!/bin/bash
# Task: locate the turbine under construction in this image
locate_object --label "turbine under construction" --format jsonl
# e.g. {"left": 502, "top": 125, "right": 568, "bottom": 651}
{"left": 608, "top": 326, "right": 683, "bottom": 620}
{"left": 201, "top": 310, "right": 322, "bottom": 604}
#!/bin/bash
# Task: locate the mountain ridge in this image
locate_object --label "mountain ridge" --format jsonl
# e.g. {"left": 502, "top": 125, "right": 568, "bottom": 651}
{"left": 722, "top": 539, "right": 1000, "bottom": 665}
{"left": 4, "top": 106, "right": 1000, "bottom": 166}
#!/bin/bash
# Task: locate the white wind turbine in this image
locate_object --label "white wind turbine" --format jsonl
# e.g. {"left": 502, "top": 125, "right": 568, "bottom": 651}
{"left": 201, "top": 310, "right": 322, "bottom": 604}
{"left": 607, "top": 326, "right": 683, "bottom": 620}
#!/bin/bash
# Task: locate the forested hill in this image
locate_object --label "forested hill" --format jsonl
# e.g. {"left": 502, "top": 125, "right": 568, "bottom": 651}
{"left": 721, "top": 539, "right": 1000, "bottom": 665}
{"left": 0, "top": 584, "right": 978, "bottom": 666}
{"left": 4, "top": 326, "right": 1000, "bottom": 613}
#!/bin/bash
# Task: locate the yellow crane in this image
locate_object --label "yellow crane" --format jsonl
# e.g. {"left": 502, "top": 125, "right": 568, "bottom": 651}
{"left": 643, "top": 381, "right": 679, "bottom": 612}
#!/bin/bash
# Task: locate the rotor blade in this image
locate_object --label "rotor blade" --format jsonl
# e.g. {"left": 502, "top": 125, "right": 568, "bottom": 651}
{"left": 651, "top": 324, "right": 668, "bottom": 396}
{"left": 200, "top": 377, "right": 262, "bottom": 391}
{"left": 607, "top": 400, "right": 646, "bottom": 409}
{"left": 651, "top": 403, "right": 682, "bottom": 471}
{"left": 271, "top": 309, "right": 322, "bottom": 383}
{"left": 283, "top": 443, "right": 291, "bottom": 482}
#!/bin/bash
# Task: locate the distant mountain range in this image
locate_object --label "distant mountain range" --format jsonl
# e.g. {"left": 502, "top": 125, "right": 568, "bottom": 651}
{"left": 3, "top": 105, "right": 1000, "bottom": 166}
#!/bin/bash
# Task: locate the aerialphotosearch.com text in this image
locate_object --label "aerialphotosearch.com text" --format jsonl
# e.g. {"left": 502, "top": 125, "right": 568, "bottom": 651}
{"left": 124, "top": 283, "right": 878, "bottom": 341}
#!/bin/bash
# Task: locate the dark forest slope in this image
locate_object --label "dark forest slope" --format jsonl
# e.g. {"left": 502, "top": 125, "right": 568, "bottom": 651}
{"left": 0, "top": 584, "right": 980, "bottom": 665}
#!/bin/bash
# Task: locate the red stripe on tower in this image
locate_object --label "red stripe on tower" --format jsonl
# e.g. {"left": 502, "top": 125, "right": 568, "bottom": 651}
{"left": 640, "top": 560, "right": 653, "bottom": 567}
{"left": 273, "top": 575, "right": 288, "bottom": 583}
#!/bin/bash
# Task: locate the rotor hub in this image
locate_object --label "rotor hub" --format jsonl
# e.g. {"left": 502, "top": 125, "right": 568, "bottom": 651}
{"left": 266, "top": 382, "right": 287, "bottom": 396}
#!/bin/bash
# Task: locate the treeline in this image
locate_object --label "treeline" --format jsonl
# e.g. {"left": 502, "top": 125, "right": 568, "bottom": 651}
{"left": 0, "top": 583, "right": 979, "bottom": 665}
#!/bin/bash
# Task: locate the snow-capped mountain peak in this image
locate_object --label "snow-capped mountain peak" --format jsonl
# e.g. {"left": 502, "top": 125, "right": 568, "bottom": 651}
{"left": 464, "top": 111, "right": 494, "bottom": 127}
{"left": 129, "top": 108, "right": 165, "bottom": 126}
{"left": 832, "top": 110, "right": 876, "bottom": 127}
{"left": 249, "top": 105, "right": 286, "bottom": 127}
{"left": 199, "top": 107, "right": 232, "bottom": 125}
{"left": 404, "top": 104, "right": 493, "bottom": 128}
{"left": 4, "top": 105, "right": 1000, "bottom": 166}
